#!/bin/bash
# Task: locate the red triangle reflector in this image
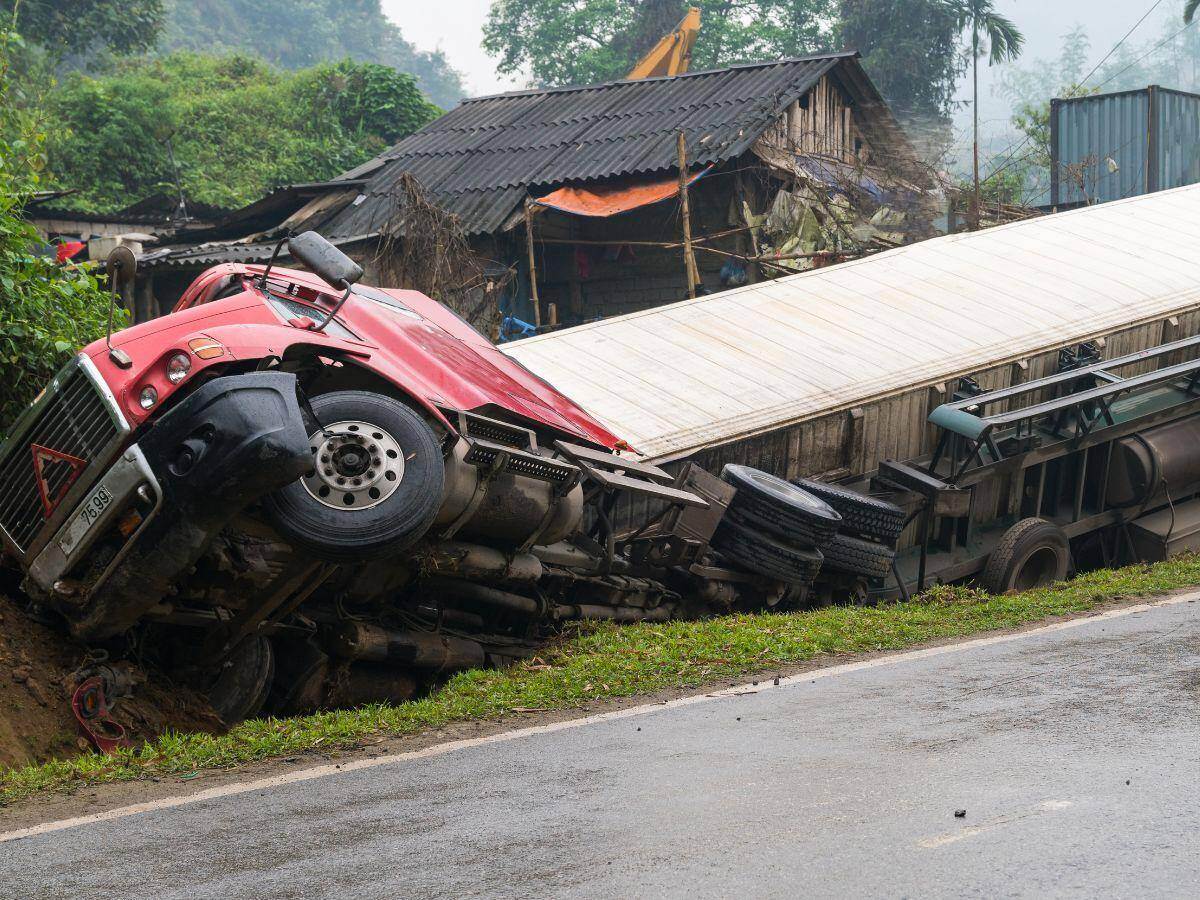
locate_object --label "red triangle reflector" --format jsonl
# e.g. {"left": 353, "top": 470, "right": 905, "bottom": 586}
{"left": 31, "top": 443, "right": 88, "bottom": 518}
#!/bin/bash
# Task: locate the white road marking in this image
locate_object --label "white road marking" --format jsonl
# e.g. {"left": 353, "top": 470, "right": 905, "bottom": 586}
{"left": 2, "top": 591, "right": 1196, "bottom": 844}
{"left": 918, "top": 800, "right": 1076, "bottom": 849}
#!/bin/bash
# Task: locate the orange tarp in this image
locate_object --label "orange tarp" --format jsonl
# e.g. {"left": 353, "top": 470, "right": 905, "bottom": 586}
{"left": 533, "top": 168, "right": 711, "bottom": 217}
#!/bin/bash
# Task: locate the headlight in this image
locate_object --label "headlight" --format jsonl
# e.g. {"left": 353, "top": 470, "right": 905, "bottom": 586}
{"left": 139, "top": 386, "right": 158, "bottom": 410}
{"left": 166, "top": 351, "right": 192, "bottom": 384}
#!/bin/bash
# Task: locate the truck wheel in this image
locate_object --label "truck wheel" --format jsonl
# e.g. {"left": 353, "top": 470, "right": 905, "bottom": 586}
{"left": 206, "top": 636, "right": 274, "bottom": 725}
{"left": 721, "top": 465, "right": 841, "bottom": 549}
{"left": 982, "top": 518, "right": 1070, "bottom": 593}
{"left": 262, "top": 391, "right": 444, "bottom": 561}
{"left": 791, "top": 478, "right": 907, "bottom": 544}
{"left": 820, "top": 533, "right": 894, "bottom": 579}
{"left": 712, "top": 519, "right": 824, "bottom": 585}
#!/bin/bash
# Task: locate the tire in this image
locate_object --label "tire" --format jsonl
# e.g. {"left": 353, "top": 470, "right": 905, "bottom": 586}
{"left": 712, "top": 519, "right": 824, "bottom": 585}
{"left": 791, "top": 478, "right": 906, "bottom": 544}
{"left": 206, "top": 636, "right": 274, "bottom": 725}
{"left": 820, "top": 533, "right": 895, "bottom": 579}
{"left": 262, "top": 391, "right": 445, "bottom": 561}
{"left": 721, "top": 464, "right": 841, "bottom": 549}
{"left": 981, "top": 518, "right": 1070, "bottom": 593}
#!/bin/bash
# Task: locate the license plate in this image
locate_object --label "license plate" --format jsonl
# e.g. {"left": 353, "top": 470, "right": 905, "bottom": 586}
{"left": 59, "top": 483, "right": 114, "bottom": 555}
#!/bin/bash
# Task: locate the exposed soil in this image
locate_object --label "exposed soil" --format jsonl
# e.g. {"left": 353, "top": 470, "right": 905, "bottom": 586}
{"left": 0, "top": 591, "right": 221, "bottom": 771}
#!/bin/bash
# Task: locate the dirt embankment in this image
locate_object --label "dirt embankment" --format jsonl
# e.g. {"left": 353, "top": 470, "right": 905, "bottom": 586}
{"left": 0, "top": 592, "right": 220, "bottom": 770}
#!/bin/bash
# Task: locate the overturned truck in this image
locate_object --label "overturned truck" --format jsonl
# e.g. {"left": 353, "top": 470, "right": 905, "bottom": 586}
{"left": 6, "top": 184, "right": 1200, "bottom": 729}
{"left": 0, "top": 233, "right": 871, "bottom": 726}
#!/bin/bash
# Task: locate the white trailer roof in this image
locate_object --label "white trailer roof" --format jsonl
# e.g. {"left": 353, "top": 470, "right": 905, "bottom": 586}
{"left": 503, "top": 184, "right": 1200, "bottom": 461}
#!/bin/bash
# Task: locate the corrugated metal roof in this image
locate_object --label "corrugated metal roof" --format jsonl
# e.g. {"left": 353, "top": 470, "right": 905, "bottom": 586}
{"left": 321, "top": 53, "right": 858, "bottom": 237}
{"left": 503, "top": 183, "right": 1200, "bottom": 461}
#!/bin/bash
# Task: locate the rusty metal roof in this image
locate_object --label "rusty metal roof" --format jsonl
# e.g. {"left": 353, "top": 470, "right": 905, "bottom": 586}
{"left": 321, "top": 52, "right": 859, "bottom": 237}
{"left": 503, "top": 184, "right": 1200, "bottom": 461}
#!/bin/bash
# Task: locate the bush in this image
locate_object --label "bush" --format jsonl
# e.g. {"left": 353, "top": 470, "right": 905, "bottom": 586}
{"left": 41, "top": 53, "right": 441, "bottom": 213}
{"left": 0, "top": 33, "right": 120, "bottom": 432}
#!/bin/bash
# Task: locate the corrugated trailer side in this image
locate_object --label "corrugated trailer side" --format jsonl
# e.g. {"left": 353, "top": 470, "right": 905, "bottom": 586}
{"left": 504, "top": 185, "right": 1200, "bottom": 540}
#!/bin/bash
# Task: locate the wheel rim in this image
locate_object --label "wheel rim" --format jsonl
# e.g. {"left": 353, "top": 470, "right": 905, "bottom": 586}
{"left": 1013, "top": 545, "right": 1060, "bottom": 590}
{"left": 301, "top": 420, "right": 405, "bottom": 510}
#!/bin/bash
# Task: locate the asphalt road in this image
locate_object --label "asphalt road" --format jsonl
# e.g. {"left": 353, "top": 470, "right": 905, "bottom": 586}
{"left": 5, "top": 597, "right": 1200, "bottom": 899}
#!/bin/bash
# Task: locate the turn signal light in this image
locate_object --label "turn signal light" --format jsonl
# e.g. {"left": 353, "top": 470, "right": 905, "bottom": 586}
{"left": 188, "top": 337, "right": 224, "bottom": 359}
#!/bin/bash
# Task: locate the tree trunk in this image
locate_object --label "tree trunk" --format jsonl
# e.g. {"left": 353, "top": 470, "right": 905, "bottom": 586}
{"left": 971, "top": 25, "right": 980, "bottom": 231}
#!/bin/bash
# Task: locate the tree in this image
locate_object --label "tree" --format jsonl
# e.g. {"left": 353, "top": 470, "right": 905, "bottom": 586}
{"left": 944, "top": 0, "right": 1023, "bottom": 228}
{"left": 159, "top": 0, "right": 467, "bottom": 108}
{"left": 1, "top": 0, "right": 164, "bottom": 58}
{"left": 483, "top": 0, "right": 837, "bottom": 89}
{"left": 41, "top": 54, "right": 440, "bottom": 212}
{"left": 1186, "top": 1, "right": 1198, "bottom": 24}
{"left": 0, "top": 30, "right": 120, "bottom": 429}
{"left": 836, "top": 1, "right": 965, "bottom": 130}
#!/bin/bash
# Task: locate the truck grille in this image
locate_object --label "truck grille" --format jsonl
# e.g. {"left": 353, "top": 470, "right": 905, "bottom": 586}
{"left": 0, "top": 360, "right": 123, "bottom": 554}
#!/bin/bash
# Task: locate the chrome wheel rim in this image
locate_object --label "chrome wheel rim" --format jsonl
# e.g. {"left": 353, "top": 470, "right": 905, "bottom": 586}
{"left": 301, "top": 420, "right": 404, "bottom": 510}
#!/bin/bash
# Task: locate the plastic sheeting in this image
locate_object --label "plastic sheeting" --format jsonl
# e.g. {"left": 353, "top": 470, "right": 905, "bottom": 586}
{"left": 533, "top": 168, "right": 710, "bottom": 217}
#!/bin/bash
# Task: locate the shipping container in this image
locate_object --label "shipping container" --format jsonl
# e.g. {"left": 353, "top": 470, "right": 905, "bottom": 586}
{"left": 1050, "top": 85, "right": 1200, "bottom": 206}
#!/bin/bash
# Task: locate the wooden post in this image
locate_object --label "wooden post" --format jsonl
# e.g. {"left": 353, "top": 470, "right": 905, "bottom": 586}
{"left": 524, "top": 199, "right": 542, "bottom": 328}
{"left": 677, "top": 131, "right": 697, "bottom": 299}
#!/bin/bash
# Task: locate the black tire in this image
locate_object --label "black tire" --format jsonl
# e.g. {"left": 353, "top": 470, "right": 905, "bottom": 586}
{"left": 820, "top": 533, "right": 895, "bottom": 579}
{"left": 712, "top": 519, "right": 824, "bottom": 585}
{"left": 791, "top": 478, "right": 906, "bottom": 544}
{"left": 721, "top": 464, "right": 841, "bottom": 549}
{"left": 981, "top": 518, "right": 1070, "bottom": 593}
{"left": 262, "top": 391, "right": 444, "bottom": 561}
{"left": 206, "top": 636, "right": 274, "bottom": 725}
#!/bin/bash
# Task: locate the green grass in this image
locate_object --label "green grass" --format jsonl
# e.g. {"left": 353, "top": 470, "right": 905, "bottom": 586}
{"left": 4, "top": 556, "right": 1200, "bottom": 807}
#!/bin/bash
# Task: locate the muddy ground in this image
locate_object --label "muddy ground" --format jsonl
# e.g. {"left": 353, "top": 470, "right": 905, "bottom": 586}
{"left": 0, "top": 589, "right": 220, "bottom": 771}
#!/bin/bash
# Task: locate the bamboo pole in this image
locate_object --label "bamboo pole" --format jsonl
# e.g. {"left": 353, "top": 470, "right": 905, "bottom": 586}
{"left": 523, "top": 199, "right": 542, "bottom": 328}
{"left": 677, "top": 131, "right": 697, "bottom": 299}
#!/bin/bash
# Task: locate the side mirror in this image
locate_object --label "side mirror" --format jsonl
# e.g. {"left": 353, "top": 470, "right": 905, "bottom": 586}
{"left": 286, "top": 231, "right": 363, "bottom": 288}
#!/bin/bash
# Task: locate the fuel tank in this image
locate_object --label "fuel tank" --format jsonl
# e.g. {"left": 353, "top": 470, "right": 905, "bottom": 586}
{"left": 1106, "top": 414, "right": 1200, "bottom": 507}
{"left": 434, "top": 439, "right": 584, "bottom": 546}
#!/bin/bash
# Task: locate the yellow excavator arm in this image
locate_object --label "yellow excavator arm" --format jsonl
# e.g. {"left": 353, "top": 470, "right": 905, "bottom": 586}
{"left": 625, "top": 6, "right": 701, "bottom": 80}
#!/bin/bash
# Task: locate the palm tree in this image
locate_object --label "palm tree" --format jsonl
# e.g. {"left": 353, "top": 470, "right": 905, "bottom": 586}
{"left": 945, "top": 1, "right": 1024, "bottom": 228}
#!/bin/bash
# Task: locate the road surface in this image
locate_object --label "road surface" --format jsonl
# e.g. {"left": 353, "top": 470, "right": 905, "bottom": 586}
{"left": 4, "top": 595, "right": 1200, "bottom": 899}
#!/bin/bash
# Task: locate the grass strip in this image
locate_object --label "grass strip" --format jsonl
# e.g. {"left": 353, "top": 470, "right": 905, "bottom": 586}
{"left": 4, "top": 555, "right": 1200, "bottom": 806}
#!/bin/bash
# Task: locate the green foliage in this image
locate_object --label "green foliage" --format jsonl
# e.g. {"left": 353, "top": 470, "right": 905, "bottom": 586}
{"left": 483, "top": 0, "right": 838, "bottom": 88}
{"left": 6, "top": 554, "right": 1200, "bottom": 804}
{"left": 41, "top": 54, "right": 439, "bottom": 213}
{"left": 1, "top": 0, "right": 164, "bottom": 58}
{"left": 0, "top": 33, "right": 121, "bottom": 430}
{"left": 159, "top": 0, "right": 466, "bottom": 108}
{"left": 944, "top": 0, "right": 1023, "bottom": 66}
{"left": 837, "top": 0, "right": 965, "bottom": 124}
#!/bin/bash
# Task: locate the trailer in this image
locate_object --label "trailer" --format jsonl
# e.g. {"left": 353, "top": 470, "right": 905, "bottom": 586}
{"left": 504, "top": 184, "right": 1200, "bottom": 596}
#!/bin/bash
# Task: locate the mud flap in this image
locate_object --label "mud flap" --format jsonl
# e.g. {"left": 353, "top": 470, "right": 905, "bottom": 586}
{"left": 68, "top": 372, "right": 312, "bottom": 639}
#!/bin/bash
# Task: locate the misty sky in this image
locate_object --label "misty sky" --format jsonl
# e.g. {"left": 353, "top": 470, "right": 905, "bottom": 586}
{"left": 388, "top": 0, "right": 1174, "bottom": 147}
